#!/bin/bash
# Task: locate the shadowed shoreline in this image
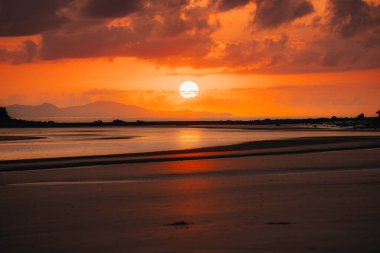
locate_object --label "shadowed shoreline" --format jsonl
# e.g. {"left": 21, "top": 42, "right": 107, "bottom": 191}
{"left": 0, "top": 136, "right": 46, "bottom": 141}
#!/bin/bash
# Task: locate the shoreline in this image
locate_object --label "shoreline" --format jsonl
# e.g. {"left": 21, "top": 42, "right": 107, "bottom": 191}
{"left": 1, "top": 136, "right": 380, "bottom": 172}
{"left": 1, "top": 123, "right": 380, "bottom": 131}
{"left": 1, "top": 136, "right": 380, "bottom": 252}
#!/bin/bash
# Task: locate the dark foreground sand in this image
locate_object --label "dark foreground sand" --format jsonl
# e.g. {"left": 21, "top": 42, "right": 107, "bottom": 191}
{"left": 0, "top": 137, "right": 380, "bottom": 252}
{"left": 0, "top": 136, "right": 45, "bottom": 142}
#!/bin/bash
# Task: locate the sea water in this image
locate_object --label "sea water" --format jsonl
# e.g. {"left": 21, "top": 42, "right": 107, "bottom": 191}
{"left": 1, "top": 126, "right": 379, "bottom": 160}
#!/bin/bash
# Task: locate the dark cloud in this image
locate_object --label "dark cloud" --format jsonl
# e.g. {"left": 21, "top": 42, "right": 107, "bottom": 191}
{"left": 363, "top": 27, "right": 380, "bottom": 47}
{"left": 328, "top": 0, "right": 380, "bottom": 38}
{"left": 21, "top": 40, "right": 38, "bottom": 62}
{"left": 286, "top": 30, "right": 380, "bottom": 72}
{"left": 253, "top": 0, "right": 314, "bottom": 29}
{"left": 81, "top": 0, "right": 143, "bottom": 18}
{"left": 0, "top": 0, "right": 217, "bottom": 63}
{"left": 1, "top": 0, "right": 380, "bottom": 75}
{"left": 0, "top": 40, "right": 37, "bottom": 63}
{"left": 320, "top": 50, "right": 340, "bottom": 67}
{"left": 220, "top": 34, "right": 289, "bottom": 69}
{"left": 217, "top": 0, "right": 250, "bottom": 11}
{"left": 39, "top": 1, "right": 216, "bottom": 60}
{"left": 40, "top": 26, "right": 212, "bottom": 61}
{"left": 152, "top": 1, "right": 211, "bottom": 37}
{"left": 40, "top": 26, "right": 137, "bottom": 60}
{"left": 0, "top": 0, "right": 71, "bottom": 36}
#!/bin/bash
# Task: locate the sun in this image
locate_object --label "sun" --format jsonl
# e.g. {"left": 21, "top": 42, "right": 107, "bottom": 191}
{"left": 179, "top": 81, "right": 199, "bottom": 99}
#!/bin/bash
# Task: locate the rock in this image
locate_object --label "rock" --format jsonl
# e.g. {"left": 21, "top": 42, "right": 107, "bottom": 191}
{"left": 0, "top": 107, "right": 11, "bottom": 122}
{"left": 266, "top": 221, "right": 291, "bottom": 225}
{"left": 165, "top": 221, "right": 193, "bottom": 227}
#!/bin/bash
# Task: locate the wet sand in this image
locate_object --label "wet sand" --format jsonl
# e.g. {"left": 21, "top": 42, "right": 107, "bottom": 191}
{"left": 0, "top": 136, "right": 45, "bottom": 142}
{"left": 0, "top": 138, "right": 380, "bottom": 252}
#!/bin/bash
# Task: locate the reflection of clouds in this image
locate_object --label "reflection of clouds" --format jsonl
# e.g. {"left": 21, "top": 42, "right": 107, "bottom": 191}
{"left": 179, "top": 130, "right": 200, "bottom": 143}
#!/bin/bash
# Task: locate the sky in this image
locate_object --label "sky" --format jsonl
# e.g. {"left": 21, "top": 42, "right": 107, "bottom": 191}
{"left": 0, "top": 0, "right": 379, "bottom": 117}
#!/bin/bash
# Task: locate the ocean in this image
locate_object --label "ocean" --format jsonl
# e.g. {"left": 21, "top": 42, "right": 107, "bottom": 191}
{"left": 1, "top": 126, "right": 379, "bottom": 160}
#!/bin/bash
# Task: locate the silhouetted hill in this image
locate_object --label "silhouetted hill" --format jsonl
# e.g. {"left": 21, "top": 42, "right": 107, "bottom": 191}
{"left": 6, "top": 103, "right": 60, "bottom": 118}
{"left": 60, "top": 101, "right": 152, "bottom": 118}
{"left": 6, "top": 101, "right": 230, "bottom": 120}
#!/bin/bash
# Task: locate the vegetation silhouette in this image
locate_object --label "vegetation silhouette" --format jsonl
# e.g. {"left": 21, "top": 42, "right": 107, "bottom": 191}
{"left": 0, "top": 107, "right": 379, "bottom": 129}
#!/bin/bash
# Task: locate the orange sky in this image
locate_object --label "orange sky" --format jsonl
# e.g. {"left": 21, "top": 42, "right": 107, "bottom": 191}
{"left": 0, "top": 0, "right": 379, "bottom": 117}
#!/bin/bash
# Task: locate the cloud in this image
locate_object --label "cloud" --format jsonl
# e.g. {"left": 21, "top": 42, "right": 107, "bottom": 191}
{"left": 0, "top": 0, "right": 380, "bottom": 74}
{"left": 253, "top": 0, "right": 314, "bottom": 29}
{"left": 0, "top": 0, "right": 71, "bottom": 36}
{"left": 206, "top": 34, "right": 290, "bottom": 72}
{"left": 0, "top": 40, "right": 38, "bottom": 64}
{"left": 288, "top": 28, "right": 380, "bottom": 72}
{"left": 217, "top": 0, "right": 251, "bottom": 11}
{"left": 0, "top": 0, "right": 218, "bottom": 64}
{"left": 38, "top": 1, "right": 217, "bottom": 60}
{"left": 327, "top": 0, "right": 380, "bottom": 38}
{"left": 80, "top": 0, "right": 143, "bottom": 18}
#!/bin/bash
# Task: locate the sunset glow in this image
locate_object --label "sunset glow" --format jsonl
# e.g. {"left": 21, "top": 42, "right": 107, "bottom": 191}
{"left": 0, "top": 0, "right": 379, "bottom": 117}
{"left": 1, "top": 1, "right": 380, "bottom": 252}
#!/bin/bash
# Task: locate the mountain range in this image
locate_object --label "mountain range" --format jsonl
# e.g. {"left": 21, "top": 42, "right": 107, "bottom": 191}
{"left": 5, "top": 101, "right": 230, "bottom": 121}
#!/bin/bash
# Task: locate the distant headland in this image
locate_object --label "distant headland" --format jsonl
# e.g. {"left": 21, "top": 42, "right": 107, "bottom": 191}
{"left": 1, "top": 106, "right": 379, "bottom": 129}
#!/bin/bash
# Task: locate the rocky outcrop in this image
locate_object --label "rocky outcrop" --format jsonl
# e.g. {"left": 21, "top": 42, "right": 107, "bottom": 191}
{"left": 0, "top": 107, "right": 11, "bottom": 122}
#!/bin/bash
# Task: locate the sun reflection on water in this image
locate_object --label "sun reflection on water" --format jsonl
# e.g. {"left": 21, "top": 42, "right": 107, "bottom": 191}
{"left": 178, "top": 129, "right": 201, "bottom": 143}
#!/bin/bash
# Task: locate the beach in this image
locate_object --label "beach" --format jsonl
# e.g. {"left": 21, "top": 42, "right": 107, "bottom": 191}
{"left": 2, "top": 0, "right": 380, "bottom": 251}
{"left": 1, "top": 133, "right": 380, "bottom": 252}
